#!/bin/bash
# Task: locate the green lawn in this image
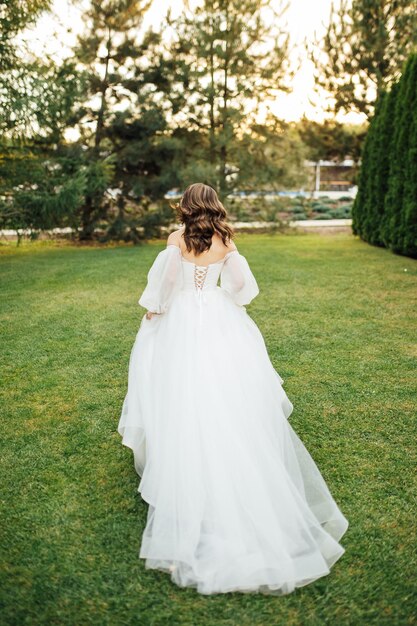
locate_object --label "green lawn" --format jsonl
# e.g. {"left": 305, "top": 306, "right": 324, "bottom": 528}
{"left": 1, "top": 232, "right": 416, "bottom": 626}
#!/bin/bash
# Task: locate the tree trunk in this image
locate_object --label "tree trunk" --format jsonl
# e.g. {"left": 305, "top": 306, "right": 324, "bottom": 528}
{"left": 219, "top": 10, "right": 229, "bottom": 196}
{"left": 95, "top": 27, "right": 111, "bottom": 151}
{"left": 80, "top": 27, "right": 112, "bottom": 240}
{"left": 208, "top": 17, "right": 216, "bottom": 164}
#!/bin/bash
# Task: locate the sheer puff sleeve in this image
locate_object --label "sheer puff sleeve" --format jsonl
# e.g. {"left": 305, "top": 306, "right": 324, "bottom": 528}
{"left": 138, "top": 245, "right": 183, "bottom": 314}
{"left": 220, "top": 251, "right": 259, "bottom": 306}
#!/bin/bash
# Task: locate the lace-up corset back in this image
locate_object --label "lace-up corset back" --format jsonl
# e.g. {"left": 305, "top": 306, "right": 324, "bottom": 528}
{"left": 181, "top": 257, "right": 223, "bottom": 292}
{"left": 193, "top": 266, "right": 209, "bottom": 290}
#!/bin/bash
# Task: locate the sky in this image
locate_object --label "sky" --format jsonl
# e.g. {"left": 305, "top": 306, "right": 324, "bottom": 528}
{"left": 27, "top": 0, "right": 366, "bottom": 125}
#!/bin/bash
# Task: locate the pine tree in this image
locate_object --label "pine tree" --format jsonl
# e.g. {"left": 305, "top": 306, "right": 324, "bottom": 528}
{"left": 0, "top": 55, "right": 88, "bottom": 239}
{"left": 0, "top": 141, "right": 87, "bottom": 241}
{"left": 0, "top": 0, "right": 52, "bottom": 136}
{"left": 297, "top": 118, "right": 366, "bottom": 164}
{"left": 167, "top": 0, "right": 291, "bottom": 194}
{"left": 309, "top": 0, "right": 417, "bottom": 117}
{"left": 73, "top": 0, "right": 180, "bottom": 240}
{"left": 0, "top": 1, "right": 91, "bottom": 238}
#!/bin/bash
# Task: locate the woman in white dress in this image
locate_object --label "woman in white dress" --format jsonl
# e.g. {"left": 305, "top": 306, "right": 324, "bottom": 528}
{"left": 118, "top": 182, "right": 348, "bottom": 596}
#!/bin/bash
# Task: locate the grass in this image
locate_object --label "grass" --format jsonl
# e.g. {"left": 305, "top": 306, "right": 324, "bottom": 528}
{"left": 0, "top": 232, "right": 416, "bottom": 626}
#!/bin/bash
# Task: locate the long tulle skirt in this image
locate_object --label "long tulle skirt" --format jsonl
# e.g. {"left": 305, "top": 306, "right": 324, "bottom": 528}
{"left": 118, "top": 287, "right": 348, "bottom": 595}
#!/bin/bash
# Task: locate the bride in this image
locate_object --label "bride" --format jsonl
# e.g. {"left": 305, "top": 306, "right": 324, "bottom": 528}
{"left": 118, "top": 182, "right": 348, "bottom": 595}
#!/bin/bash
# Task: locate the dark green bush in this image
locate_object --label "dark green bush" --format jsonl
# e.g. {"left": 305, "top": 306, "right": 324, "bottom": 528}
{"left": 312, "top": 205, "right": 331, "bottom": 213}
{"left": 315, "top": 213, "right": 335, "bottom": 220}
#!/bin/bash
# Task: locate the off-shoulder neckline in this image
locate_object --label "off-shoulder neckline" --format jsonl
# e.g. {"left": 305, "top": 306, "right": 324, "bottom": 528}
{"left": 166, "top": 244, "right": 238, "bottom": 268}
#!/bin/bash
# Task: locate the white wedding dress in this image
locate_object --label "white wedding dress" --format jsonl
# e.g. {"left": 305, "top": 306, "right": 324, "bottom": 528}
{"left": 118, "top": 244, "right": 348, "bottom": 595}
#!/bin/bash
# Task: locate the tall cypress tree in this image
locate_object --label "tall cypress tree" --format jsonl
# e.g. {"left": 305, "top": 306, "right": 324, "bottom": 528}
{"left": 370, "top": 83, "right": 398, "bottom": 245}
{"left": 401, "top": 55, "right": 417, "bottom": 257}
{"left": 354, "top": 53, "right": 417, "bottom": 258}
{"left": 360, "top": 96, "right": 382, "bottom": 244}
{"left": 352, "top": 100, "right": 386, "bottom": 243}
{"left": 382, "top": 55, "right": 417, "bottom": 255}
{"left": 358, "top": 83, "right": 398, "bottom": 246}
{"left": 352, "top": 98, "right": 380, "bottom": 240}
{"left": 351, "top": 141, "right": 366, "bottom": 237}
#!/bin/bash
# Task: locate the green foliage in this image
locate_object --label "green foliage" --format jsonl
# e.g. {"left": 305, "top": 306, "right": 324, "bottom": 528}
{"left": 354, "top": 53, "right": 417, "bottom": 258}
{"left": 223, "top": 195, "right": 352, "bottom": 222}
{"left": 313, "top": 204, "right": 332, "bottom": 214}
{"left": 73, "top": 0, "right": 182, "bottom": 241}
{"left": 0, "top": 0, "right": 51, "bottom": 74}
{"left": 0, "top": 2, "right": 91, "bottom": 240}
{"left": 329, "top": 207, "right": 351, "bottom": 219}
{"left": 166, "top": 0, "right": 293, "bottom": 194}
{"left": 367, "top": 91, "right": 394, "bottom": 244}
{"left": 237, "top": 116, "right": 308, "bottom": 192}
{"left": 103, "top": 198, "right": 174, "bottom": 243}
{"left": 352, "top": 93, "right": 388, "bottom": 243}
{"left": 382, "top": 55, "right": 417, "bottom": 256}
{"left": 0, "top": 146, "right": 87, "bottom": 240}
{"left": 310, "top": 0, "right": 417, "bottom": 117}
{"left": 0, "top": 2, "right": 84, "bottom": 139}
{"left": 297, "top": 117, "right": 367, "bottom": 163}
{"left": 403, "top": 63, "right": 417, "bottom": 256}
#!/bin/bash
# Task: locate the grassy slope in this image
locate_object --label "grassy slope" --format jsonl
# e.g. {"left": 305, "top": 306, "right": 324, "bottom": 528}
{"left": 0, "top": 233, "right": 415, "bottom": 626}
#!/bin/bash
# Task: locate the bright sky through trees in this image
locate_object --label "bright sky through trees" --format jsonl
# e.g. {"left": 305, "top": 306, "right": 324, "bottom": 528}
{"left": 26, "top": 0, "right": 366, "bottom": 125}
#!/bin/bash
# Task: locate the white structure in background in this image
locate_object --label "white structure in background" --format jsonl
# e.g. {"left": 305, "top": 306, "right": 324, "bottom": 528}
{"left": 306, "top": 159, "right": 358, "bottom": 199}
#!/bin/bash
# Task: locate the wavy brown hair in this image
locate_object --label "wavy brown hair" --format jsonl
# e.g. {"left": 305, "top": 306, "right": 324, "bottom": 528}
{"left": 171, "top": 183, "right": 235, "bottom": 254}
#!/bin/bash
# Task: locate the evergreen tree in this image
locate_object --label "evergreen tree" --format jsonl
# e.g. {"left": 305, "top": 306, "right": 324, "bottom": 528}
{"left": 383, "top": 55, "right": 417, "bottom": 256}
{"left": 166, "top": 0, "right": 291, "bottom": 194}
{"left": 353, "top": 53, "right": 417, "bottom": 258}
{"left": 402, "top": 56, "right": 417, "bottom": 257}
{"left": 309, "top": 0, "right": 417, "bottom": 117}
{"left": 297, "top": 118, "right": 366, "bottom": 165}
{"left": 367, "top": 83, "right": 398, "bottom": 245}
{"left": 0, "top": 53, "right": 88, "bottom": 238}
{"left": 353, "top": 85, "right": 400, "bottom": 245}
{"left": 236, "top": 115, "right": 308, "bottom": 193}
{"left": 353, "top": 92, "right": 389, "bottom": 244}
{"left": 352, "top": 105, "right": 378, "bottom": 239}
{"left": 73, "top": 0, "right": 181, "bottom": 241}
{"left": 0, "top": 0, "right": 60, "bottom": 137}
{"left": 0, "top": 144, "right": 87, "bottom": 241}
{"left": 0, "top": 1, "right": 91, "bottom": 238}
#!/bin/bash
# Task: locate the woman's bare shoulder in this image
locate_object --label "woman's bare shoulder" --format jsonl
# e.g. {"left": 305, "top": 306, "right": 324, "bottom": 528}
{"left": 167, "top": 228, "right": 184, "bottom": 247}
{"left": 215, "top": 234, "right": 237, "bottom": 253}
{"left": 225, "top": 239, "right": 238, "bottom": 252}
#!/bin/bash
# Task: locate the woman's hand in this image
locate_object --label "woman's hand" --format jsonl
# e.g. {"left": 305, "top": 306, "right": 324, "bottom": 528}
{"left": 146, "top": 311, "right": 159, "bottom": 320}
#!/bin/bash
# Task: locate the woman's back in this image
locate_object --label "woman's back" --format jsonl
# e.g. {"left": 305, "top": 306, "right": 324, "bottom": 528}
{"left": 168, "top": 227, "right": 237, "bottom": 266}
